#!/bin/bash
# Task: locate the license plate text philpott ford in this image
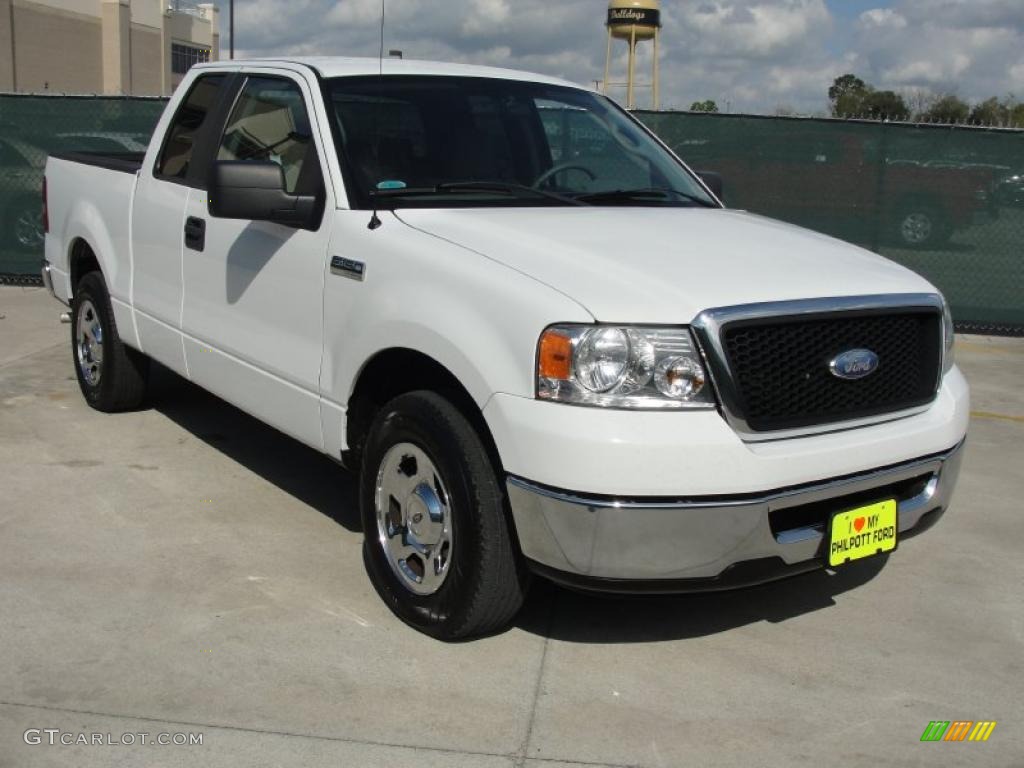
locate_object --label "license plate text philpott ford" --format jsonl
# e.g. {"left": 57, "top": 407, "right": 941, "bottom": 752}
{"left": 828, "top": 499, "right": 897, "bottom": 567}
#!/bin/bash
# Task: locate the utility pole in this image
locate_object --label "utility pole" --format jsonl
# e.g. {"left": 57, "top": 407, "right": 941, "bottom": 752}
{"left": 229, "top": 0, "right": 235, "bottom": 59}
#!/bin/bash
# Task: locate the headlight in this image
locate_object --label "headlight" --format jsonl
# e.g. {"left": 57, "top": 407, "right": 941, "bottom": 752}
{"left": 537, "top": 325, "right": 716, "bottom": 409}
{"left": 942, "top": 297, "right": 955, "bottom": 374}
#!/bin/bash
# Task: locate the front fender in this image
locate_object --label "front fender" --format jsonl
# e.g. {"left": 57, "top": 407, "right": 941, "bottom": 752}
{"left": 320, "top": 210, "right": 592, "bottom": 457}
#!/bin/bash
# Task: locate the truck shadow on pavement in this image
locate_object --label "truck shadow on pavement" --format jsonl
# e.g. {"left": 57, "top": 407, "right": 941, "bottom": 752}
{"left": 149, "top": 365, "right": 889, "bottom": 644}
{"left": 516, "top": 556, "right": 888, "bottom": 643}
{"left": 148, "top": 365, "right": 362, "bottom": 534}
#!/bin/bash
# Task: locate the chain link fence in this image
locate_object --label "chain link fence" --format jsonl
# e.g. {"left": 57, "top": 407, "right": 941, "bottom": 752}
{"left": 0, "top": 94, "right": 166, "bottom": 280}
{"left": 638, "top": 111, "right": 1024, "bottom": 335}
{"left": 1, "top": 95, "right": 1021, "bottom": 334}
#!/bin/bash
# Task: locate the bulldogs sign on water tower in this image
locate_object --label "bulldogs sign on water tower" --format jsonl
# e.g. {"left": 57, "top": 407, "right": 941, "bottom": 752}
{"left": 603, "top": 0, "right": 661, "bottom": 109}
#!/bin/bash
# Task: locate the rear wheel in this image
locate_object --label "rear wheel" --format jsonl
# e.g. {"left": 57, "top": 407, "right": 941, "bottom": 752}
{"left": 72, "top": 271, "right": 149, "bottom": 412}
{"left": 3, "top": 196, "right": 45, "bottom": 254}
{"left": 359, "top": 391, "right": 527, "bottom": 640}
{"left": 892, "top": 203, "right": 950, "bottom": 249}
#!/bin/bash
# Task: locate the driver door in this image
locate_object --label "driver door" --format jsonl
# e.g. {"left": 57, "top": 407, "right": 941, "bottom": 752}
{"left": 180, "top": 71, "right": 333, "bottom": 449}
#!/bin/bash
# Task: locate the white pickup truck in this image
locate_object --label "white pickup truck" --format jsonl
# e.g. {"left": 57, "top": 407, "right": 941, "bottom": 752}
{"left": 43, "top": 58, "right": 969, "bottom": 639}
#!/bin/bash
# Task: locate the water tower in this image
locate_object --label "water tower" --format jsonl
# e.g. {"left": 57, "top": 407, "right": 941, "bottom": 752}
{"left": 603, "top": 0, "right": 661, "bottom": 109}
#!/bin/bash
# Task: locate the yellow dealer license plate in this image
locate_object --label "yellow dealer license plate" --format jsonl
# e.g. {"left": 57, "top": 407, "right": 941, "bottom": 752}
{"left": 828, "top": 499, "right": 897, "bottom": 567}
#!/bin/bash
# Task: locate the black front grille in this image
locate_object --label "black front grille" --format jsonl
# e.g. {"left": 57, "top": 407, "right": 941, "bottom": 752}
{"left": 721, "top": 309, "right": 943, "bottom": 432}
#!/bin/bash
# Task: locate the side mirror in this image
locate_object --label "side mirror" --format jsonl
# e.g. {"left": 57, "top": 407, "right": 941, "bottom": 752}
{"left": 697, "top": 170, "right": 724, "bottom": 201}
{"left": 208, "top": 161, "right": 318, "bottom": 229}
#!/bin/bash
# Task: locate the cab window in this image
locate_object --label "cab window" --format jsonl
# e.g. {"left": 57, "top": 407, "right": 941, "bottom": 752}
{"left": 217, "top": 76, "right": 315, "bottom": 195}
{"left": 155, "top": 74, "right": 225, "bottom": 181}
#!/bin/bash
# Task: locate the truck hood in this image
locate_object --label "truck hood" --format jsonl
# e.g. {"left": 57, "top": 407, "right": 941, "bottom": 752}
{"left": 395, "top": 207, "right": 937, "bottom": 322}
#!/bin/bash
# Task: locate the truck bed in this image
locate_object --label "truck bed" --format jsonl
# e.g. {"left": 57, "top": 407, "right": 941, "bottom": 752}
{"left": 49, "top": 151, "right": 145, "bottom": 174}
{"left": 44, "top": 151, "right": 143, "bottom": 308}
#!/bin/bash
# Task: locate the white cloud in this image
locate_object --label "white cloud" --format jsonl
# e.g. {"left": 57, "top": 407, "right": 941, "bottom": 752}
{"left": 461, "top": 0, "right": 511, "bottom": 36}
{"left": 325, "top": 0, "right": 394, "bottom": 26}
{"left": 851, "top": 0, "right": 1024, "bottom": 98}
{"left": 215, "top": 0, "right": 1024, "bottom": 114}
{"left": 677, "top": 0, "right": 832, "bottom": 60}
{"left": 858, "top": 8, "right": 907, "bottom": 29}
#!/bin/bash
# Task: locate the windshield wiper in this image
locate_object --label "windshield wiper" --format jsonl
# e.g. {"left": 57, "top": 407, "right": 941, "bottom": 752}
{"left": 369, "top": 181, "right": 587, "bottom": 206}
{"left": 573, "top": 187, "right": 717, "bottom": 207}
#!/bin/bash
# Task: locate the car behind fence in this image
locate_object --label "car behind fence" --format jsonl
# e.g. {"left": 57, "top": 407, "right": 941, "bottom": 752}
{"left": 638, "top": 111, "right": 1024, "bottom": 335}
{"left": 0, "top": 94, "right": 166, "bottom": 282}
{"left": 1, "top": 94, "right": 1021, "bottom": 334}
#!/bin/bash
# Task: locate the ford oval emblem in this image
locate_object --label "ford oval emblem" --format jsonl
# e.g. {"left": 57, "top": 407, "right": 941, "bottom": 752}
{"left": 829, "top": 349, "right": 880, "bottom": 380}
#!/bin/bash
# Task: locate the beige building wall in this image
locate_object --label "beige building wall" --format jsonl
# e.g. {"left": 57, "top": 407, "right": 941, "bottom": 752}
{"left": 1, "top": 0, "right": 15, "bottom": 90}
{"left": 101, "top": 0, "right": 130, "bottom": 95}
{"left": 198, "top": 3, "right": 219, "bottom": 61}
{"left": 128, "top": 0, "right": 160, "bottom": 29}
{"left": 130, "top": 23, "right": 161, "bottom": 95}
{"left": 166, "top": 8, "right": 215, "bottom": 91}
{"left": 11, "top": 0, "right": 104, "bottom": 93}
{"left": 2, "top": 0, "right": 218, "bottom": 95}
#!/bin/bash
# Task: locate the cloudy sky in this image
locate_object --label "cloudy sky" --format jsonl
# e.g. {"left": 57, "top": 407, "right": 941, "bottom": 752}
{"left": 209, "top": 0, "right": 1024, "bottom": 114}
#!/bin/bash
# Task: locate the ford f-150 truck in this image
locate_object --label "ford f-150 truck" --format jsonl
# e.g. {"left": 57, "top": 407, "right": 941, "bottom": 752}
{"left": 42, "top": 58, "right": 969, "bottom": 640}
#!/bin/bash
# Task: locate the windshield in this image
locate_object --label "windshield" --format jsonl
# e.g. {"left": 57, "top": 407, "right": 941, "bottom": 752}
{"left": 325, "top": 75, "right": 717, "bottom": 209}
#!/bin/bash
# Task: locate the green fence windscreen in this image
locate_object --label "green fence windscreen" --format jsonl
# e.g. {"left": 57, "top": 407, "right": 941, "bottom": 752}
{"left": 0, "top": 94, "right": 166, "bottom": 278}
{"left": 1, "top": 95, "right": 1021, "bottom": 334}
{"left": 637, "top": 111, "right": 1024, "bottom": 334}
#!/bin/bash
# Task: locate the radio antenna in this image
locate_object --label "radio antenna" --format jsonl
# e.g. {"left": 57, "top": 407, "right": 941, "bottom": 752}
{"left": 367, "top": 0, "right": 386, "bottom": 230}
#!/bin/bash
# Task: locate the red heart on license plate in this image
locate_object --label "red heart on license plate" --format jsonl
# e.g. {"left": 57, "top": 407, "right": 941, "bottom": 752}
{"left": 854, "top": 517, "right": 866, "bottom": 532}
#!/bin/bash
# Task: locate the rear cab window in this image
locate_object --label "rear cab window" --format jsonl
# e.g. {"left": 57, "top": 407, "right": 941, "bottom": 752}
{"left": 155, "top": 74, "right": 227, "bottom": 184}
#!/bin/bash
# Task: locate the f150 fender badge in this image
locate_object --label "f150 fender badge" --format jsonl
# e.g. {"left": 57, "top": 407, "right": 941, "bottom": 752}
{"left": 829, "top": 348, "right": 880, "bottom": 380}
{"left": 331, "top": 256, "right": 366, "bottom": 281}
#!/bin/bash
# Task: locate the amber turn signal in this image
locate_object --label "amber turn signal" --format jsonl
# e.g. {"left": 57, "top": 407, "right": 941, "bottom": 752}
{"left": 538, "top": 329, "right": 573, "bottom": 380}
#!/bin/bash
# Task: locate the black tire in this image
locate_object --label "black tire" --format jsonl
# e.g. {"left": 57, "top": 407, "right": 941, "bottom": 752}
{"left": 359, "top": 391, "right": 528, "bottom": 640}
{"left": 71, "top": 271, "right": 149, "bottom": 412}
{"left": 891, "top": 202, "right": 950, "bottom": 249}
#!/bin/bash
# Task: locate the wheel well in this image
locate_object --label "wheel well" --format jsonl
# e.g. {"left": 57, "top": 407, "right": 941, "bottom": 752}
{"left": 69, "top": 239, "right": 101, "bottom": 291}
{"left": 345, "top": 348, "right": 502, "bottom": 472}
{"left": 894, "top": 194, "right": 943, "bottom": 217}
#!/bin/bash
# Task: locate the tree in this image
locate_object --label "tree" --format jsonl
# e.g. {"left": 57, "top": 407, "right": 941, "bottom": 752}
{"left": 922, "top": 94, "right": 970, "bottom": 124}
{"left": 829, "top": 74, "right": 869, "bottom": 117}
{"left": 903, "top": 88, "right": 937, "bottom": 118}
{"left": 1011, "top": 103, "right": 1024, "bottom": 128}
{"left": 689, "top": 100, "right": 719, "bottom": 113}
{"left": 862, "top": 90, "right": 910, "bottom": 121}
{"left": 970, "top": 96, "right": 1011, "bottom": 126}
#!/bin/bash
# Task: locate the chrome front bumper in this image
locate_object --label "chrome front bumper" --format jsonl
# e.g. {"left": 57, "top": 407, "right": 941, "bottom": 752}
{"left": 507, "top": 440, "right": 964, "bottom": 589}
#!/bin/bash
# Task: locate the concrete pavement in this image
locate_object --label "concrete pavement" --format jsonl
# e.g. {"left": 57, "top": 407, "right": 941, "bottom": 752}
{"left": 1, "top": 285, "right": 1022, "bottom": 767}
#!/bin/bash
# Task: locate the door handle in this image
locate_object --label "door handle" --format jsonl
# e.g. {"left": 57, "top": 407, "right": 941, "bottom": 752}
{"left": 184, "top": 216, "right": 206, "bottom": 252}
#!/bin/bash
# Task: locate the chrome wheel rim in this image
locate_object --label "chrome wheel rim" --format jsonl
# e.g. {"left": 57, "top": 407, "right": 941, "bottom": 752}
{"left": 76, "top": 299, "right": 104, "bottom": 387}
{"left": 14, "top": 209, "right": 44, "bottom": 248}
{"left": 374, "top": 442, "right": 454, "bottom": 596}
{"left": 901, "top": 212, "right": 933, "bottom": 245}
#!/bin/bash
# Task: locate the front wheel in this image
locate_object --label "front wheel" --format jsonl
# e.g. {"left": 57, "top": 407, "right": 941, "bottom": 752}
{"left": 359, "top": 391, "right": 528, "bottom": 640}
{"left": 71, "top": 271, "right": 149, "bottom": 412}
